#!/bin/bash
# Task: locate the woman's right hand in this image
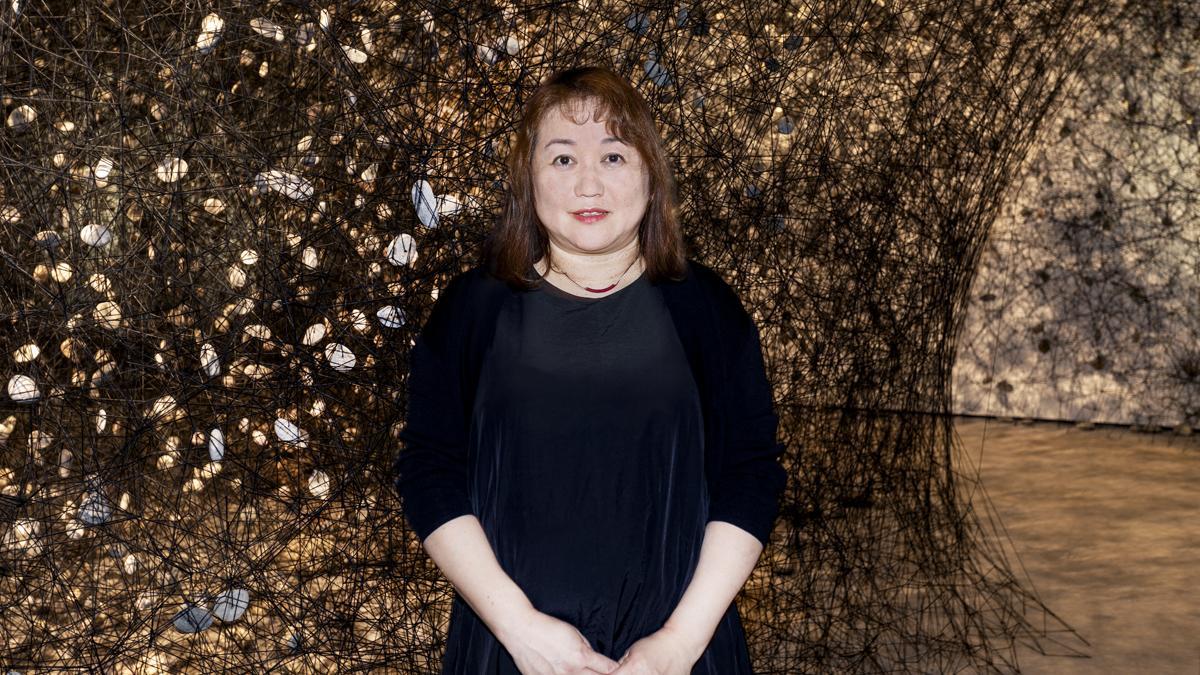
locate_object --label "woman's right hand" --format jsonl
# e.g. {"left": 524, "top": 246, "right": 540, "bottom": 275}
{"left": 500, "top": 610, "right": 621, "bottom": 674}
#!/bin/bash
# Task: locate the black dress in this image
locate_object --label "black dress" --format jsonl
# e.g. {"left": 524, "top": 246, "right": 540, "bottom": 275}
{"left": 439, "top": 268, "right": 754, "bottom": 674}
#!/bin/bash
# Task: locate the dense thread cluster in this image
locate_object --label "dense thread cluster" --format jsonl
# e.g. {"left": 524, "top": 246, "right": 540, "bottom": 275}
{"left": 0, "top": 0, "right": 1141, "bottom": 672}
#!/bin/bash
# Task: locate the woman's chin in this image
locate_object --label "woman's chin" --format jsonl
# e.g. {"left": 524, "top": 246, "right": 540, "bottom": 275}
{"left": 564, "top": 230, "right": 622, "bottom": 252}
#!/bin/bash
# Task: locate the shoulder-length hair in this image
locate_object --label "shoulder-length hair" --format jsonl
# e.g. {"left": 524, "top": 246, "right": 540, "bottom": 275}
{"left": 481, "top": 65, "right": 688, "bottom": 289}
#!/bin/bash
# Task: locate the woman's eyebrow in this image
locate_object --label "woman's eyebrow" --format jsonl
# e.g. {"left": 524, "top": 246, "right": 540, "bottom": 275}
{"left": 543, "top": 137, "right": 625, "bottom": 149}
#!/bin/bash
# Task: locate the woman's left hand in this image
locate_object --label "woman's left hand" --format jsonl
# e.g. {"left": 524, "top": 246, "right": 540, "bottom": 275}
{"left": 610, "top": 625, "right": 699, "bottom": 674}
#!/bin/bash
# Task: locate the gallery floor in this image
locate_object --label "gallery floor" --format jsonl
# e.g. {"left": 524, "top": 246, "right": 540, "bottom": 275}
{"left": 954, "top": 417, "right": 1200, "bottom": 674}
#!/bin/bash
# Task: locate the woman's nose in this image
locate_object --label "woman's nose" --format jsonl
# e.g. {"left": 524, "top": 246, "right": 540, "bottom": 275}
{"left": 574, "top": 165, "right": 603, "bottom": 197}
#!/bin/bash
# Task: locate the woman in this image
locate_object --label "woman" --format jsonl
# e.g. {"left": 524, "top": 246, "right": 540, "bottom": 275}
{"left": 394, "top": 66, "right": 787, "bottom": 674}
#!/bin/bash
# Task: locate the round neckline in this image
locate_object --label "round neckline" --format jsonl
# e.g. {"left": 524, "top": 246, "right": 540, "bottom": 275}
{"left": 534, "top": 267, "right": 648, "bottom": 303}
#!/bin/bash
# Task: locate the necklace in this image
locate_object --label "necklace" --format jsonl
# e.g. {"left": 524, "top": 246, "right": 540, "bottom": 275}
{"left": 548, "top": 254, "right": 641, "bottom": 294}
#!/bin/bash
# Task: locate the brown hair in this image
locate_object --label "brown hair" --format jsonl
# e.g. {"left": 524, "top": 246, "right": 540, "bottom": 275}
{"left": 481, "top": 65, "right": 688, "bottom": 289}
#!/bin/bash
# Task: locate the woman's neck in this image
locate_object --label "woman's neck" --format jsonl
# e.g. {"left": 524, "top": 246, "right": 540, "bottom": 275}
{"left": 534, "top": 240, "right": 644, "bottom": 296}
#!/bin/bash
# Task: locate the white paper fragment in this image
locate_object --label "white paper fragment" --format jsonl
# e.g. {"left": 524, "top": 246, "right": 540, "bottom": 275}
{"left": 302, "top": 323, "right": 326, "bottom": 346}
{"left": 644, "top": 59, "right": 671, "bottom": 87}
{"left": 376, "top": 306, "right": 405, "bottom": 329}
{"left": 302, "top": 246, "right": 319, "bottom": 269}
{"left": 7, "top": 375, "right": 39, "bottom": 403}
{"left": 214, "top": 588, "right": 250, "bottom": 622}
{"left": 341, "top": 45, "right": 367, "bottom": 63}
{"left": 477, "top": 44, "right": 498, "bottom": 65}
{"left": 87, "top": 274, "right": 109, "bottom": 293}
{"left": 627, "top": 12, "right": 650, "bottom": 33}
{"left": 94, "top": 301, "right": 122, "bottom": 329}
{"left": 250, "top": 18, "right": 284, "bottom": 41}
{"left": 436, "top": 194, "right": 464, "bottom": 216}
{"left": 319, "top": 9, "right": 331, "bottom": 30}
{"left": 274, "top": 418, "right": 308, "bottom": 447}
{"left": 255, "top": 169, "right": 314, "bottom": 201}
{"left": 197, "top": 460, "right": 221, "bottom": 480}
{"left": 200, "top": 342, "right": 220, "bottom": 377}
{"left": 50, "top": 262, "right": 72, "bottom": 283}
{"left": 308, "top": 470, "right": 330, "bottom": 498}
{"left": 420, "top": 9, "right": 434, "bottom": 32}
{"left": 4, "top": 519, "right": 41, "bottom": 555}
{"left": 499, "top": 35, "right": 522, "bottom": 55}
{"left": 228, "top": 264, "right": 247, "bottom": 287}
{"left": 349, "top": 309, "right": 369, "bottom": 332}
{"left": 33, "top": 230, "right": 59, "bottom": 248}
{"left": 208, "top": 428, "right": 225, "bottom": 462}
{"left": 173, "top": 604, "right": 213, "bottom": 633}
{"left": 13, "top": 343, "right": 39, "bottom": 363}
{"left": 244, "top": 324, "right": 271, "bottom": 341}
{"left": 94, "top": 156, "right": 115, "bottom": 180}
{"left": 203, "top": 197, "right": 225, "bottom": 214}
{"left": 78, "top": 489, "right": 112, "bottom": 525}
{"left": 197, "top": 13, "right": 224, "bottom": 53}
{"left": 29, "top": 429, "right": 52, "bottom": 450}
{"left": 147, "top": 395, "right": 178, "bottom": 421}
{"left": 324, "top": 343, "right": 356, "bottom": 372}
{"left": 386, "top": 233, "right": 417, "bottom": 266}
{"left": 412, "top": 180, "right": 439, "bottom": 228}
{"left": 80, "top": 223, "right": 113, "bottom": 247}
{"left": 6, "top": 104, "right": 36, "bottom": 131}
{"left": 155, "top": 157, "right": 188, "bottom": 183}
{"left": 240, "top": 249, "right": 259, "bottom": 265}
{"left": 295, "top": 22, "right": 317, "bottom": 47}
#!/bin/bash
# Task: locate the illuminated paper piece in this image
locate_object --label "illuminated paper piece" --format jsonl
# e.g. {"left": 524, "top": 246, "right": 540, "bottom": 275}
{"left": 80, "top": 223, "right": 113, "bottom": 247}
{"left": 7, "top": 374, "right": 40, "bottom": 403}
{"left": 213, "top": 588, "right": 250, "bottom": 622}
{"left": 386, "top": 233, "right": 417, "bottom": 266}
{"left": 173, "top": 604, "right": 213, "bottom": 633}
{"left": 412, "top": 179, "right": 439, "bottom": 228}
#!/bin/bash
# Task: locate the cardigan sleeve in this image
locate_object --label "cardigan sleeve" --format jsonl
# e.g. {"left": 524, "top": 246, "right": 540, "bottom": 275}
{"left": 392, "top": 273, "right": 475, "bottom": 544}
{"left": 706, "top": 314, "right": 788, "bottom": 547}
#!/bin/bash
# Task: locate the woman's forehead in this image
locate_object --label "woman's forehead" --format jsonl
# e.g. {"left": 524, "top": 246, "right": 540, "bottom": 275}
{"left": 538, "top": 102, "right": 627, "bottom": 141}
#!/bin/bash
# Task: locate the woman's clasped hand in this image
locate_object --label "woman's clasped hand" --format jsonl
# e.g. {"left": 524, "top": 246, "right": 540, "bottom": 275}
{"left": 611, "top": 624, "right": 698, "bottom": 675}
{"left": 503, "top": 610, "right": 620, "bottom": 674}
{"left": 502, "top": 610, "right": 698, "bottom": 675}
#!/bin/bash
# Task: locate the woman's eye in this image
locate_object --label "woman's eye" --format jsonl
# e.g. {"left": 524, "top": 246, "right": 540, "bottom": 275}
{"left": 605, "top": 153, "right": 626, "bottom": 164}
{"left": 553, "top": 155, "right": 572, "bottom": 166}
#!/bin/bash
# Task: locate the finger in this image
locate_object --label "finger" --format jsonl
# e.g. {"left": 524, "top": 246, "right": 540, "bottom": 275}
{"left": 585, "top": 650, "right": 621, "bottom": 673}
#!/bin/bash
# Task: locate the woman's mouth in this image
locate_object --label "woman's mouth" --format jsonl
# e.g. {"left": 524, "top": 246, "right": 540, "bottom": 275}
{"left": 571, "top": 210, "right": 609, "bottom": 223}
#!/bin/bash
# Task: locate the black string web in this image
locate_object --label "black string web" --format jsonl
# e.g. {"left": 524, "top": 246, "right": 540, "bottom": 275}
{"left": 955, "top": 0, "right": 1200, "bottom": 430}
{"left": 0, "top": 0, "right": 1154, "bottom": 672}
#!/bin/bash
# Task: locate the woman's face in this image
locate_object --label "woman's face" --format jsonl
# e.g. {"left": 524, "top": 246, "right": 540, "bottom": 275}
{"left": 531, "top": 100, "right": 651, "bottom": 256}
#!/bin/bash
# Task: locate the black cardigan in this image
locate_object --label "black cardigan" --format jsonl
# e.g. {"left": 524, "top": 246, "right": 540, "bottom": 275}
{"left": 393, "top": 259, "right": 788, "bottom": 547}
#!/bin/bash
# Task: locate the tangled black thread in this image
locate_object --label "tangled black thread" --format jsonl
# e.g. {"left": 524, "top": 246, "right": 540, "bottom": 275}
{"left": 0, "top": 0, "right": 1164, "bottom": 672}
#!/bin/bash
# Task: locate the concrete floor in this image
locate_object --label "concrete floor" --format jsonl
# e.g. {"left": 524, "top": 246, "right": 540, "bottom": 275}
{"left": 954, "top": 417, "right": 1200, "bottom": 674}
